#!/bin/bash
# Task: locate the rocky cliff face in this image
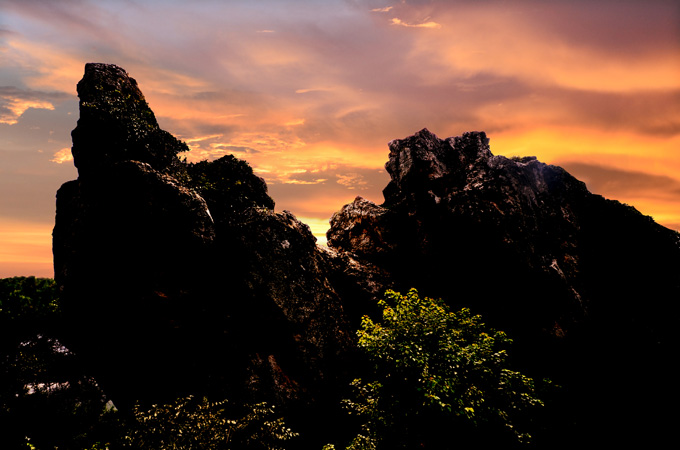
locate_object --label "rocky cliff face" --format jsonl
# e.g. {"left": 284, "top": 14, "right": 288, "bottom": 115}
{"left": 54, "top": 64, "right": 679, "bottom": 448}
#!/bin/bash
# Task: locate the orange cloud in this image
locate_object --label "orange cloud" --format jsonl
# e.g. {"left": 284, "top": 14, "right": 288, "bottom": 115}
{"left": 6, "top": 40, "right": 83, "bottom": 93}
{"left": 0, "top": 98, "right": 55, "bottom": 125}
{"left": 490, "top": 127, "right": 680, "bottom": 231}
{"left": 284, "top": 118, "right": 305, "bottom": 126}
{"left": 492, "top": 128, "right": 680, "bottom": 179}
{"left": 50, "top": 147, "right": 73, "bottom": 164}
{"left": 405, "top": 7, "right": 679, "bottom": 93}
{"left": 336, "top": 172, "right": 369, "bottom": 190}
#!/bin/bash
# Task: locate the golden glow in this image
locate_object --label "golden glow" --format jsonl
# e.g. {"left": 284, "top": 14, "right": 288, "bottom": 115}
{"left": 297, "top": 216, "right": 332, "bottom": 245}
{"left": 492, "top": 128, "right": 680, "bottom": 231}
{"left": 0, "top": 220, "right": 53, "bottom": 278}
{"left": 492, "top": 128, "right": 680, "bottom": 180}
{"left": 2, "top": 0, "right": 679, "bottom": 277}
{"left": 409, "top": 9, "right": 680, "bottom": 93}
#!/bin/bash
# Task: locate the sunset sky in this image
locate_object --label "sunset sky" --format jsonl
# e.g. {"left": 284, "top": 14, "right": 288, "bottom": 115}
{"left": 1, "top": 0, "right": 679, "bottom": 278}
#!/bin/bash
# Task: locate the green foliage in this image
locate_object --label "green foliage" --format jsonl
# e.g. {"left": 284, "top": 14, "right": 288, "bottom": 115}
{"left": 125, "top": 395, "right": 298, "bottom": 450}
{"left": 333, "top": 289, "right": 544, "bottom": 449}
{"left": 0, "top": 277, "right": 121, "bottom": 449}
{"left": 0, "top": 277, "right": 297, "bottom": 449}
{"left": 0, "top": 277, "right": 60, "bottom": 326}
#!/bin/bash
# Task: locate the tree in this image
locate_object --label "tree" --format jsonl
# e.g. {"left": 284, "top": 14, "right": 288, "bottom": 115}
{"left": 333, "top": 289, "right": 544, "bottom": 449}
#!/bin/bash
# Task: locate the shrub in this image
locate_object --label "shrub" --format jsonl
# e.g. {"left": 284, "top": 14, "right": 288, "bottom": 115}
{"left": 334, "top": 289, "right": 544, "bottom": 449}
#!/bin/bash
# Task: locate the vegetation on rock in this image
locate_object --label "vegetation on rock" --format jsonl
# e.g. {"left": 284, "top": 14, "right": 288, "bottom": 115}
{"left": 3, "top": 279, "right": 545, "bottom": 449}
{"left": 186, "top": 154, "right": 275, "bottom": 223}
{"left": 126, "top": 396, "right": 297, "bottom": 450}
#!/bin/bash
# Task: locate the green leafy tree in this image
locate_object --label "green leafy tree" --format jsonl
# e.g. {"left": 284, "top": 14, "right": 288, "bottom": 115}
{"left": 333, "top": 289, "right": 544, "bottom": 449}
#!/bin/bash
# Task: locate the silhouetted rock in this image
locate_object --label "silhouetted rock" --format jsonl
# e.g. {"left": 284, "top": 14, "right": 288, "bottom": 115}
{"left": 53, "top": 65, "right": 361, "bottom": 437}
{"left": 71, "top": 63, "right": 188, "bottom": 176}
{"left": 328, "top": 128, "right": 680, "bottom": 448}
{"left": 186, "top": 154, "right": 275, "bottom": 224}
{"left": 53, "top": 64, "right": 679, "bottom": 449}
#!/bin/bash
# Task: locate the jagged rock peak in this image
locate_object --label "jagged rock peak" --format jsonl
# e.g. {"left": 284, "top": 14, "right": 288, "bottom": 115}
{"left": 381, "top": 128, "right": 592, "bottom": 209}
{"left": 77, "top": 63, "right": 146, "bottom": 109}
{"left": 386, "top": 128, "right": 491, "bottom": 172}
{"left": 71, "top": 63, "right": 188, "bottom": 176}
{"left": 382, "top": 129, "right": 494, "bottom": 204}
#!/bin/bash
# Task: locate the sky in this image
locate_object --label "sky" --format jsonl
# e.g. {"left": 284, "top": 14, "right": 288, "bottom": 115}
{"left": 1, "top": 0, "right": 679, "bottom": 278}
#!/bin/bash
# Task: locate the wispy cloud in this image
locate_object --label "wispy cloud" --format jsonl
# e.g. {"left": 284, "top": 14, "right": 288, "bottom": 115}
{"left": 391, "top": 17, "right": 441, "bottom": 29}
{"left": 0, "top": 86, "right": 70, "bottom": 124}
{"left": 336, "top": 172, "right": 369, "bottom": 190}
{"left": 1, "top": 0, "right": 679, "bottom": 275}
{"left": 181, "top": 134, "right": 224, "bottom": 147}
{"left": 404, "top": 5, "right": 680, "bottom": 93}
{"left": 295, "top": 87, "right": 333, "bottom": 94}
{"left": 284, "top": 118, "right": 305, "bottom": 126}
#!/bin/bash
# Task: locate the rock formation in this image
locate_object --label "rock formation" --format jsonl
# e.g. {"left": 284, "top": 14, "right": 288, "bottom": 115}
{"left": 53, "top": 65, "right": 368, "bottom": 446}
{"left": 328, "top": 128, "right": 680, "bottom": 447}
{"left": 54, "top": 64, "right": 679, "bottom": 448}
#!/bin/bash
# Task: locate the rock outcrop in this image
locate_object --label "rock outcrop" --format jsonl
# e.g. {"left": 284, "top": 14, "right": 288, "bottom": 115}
{"left": 330, "top": 129, "right": 594, "bottom": 332}
{"left": 54, "top": 64, "right": 679, "bottom": 448}
{"left": 53, "top": 65, "right": 365, "bottom": 444}
{"left": 328, "top": 128, "right": 680, "bottom": 447}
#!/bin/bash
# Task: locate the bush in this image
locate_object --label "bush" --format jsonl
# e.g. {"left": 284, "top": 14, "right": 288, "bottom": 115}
{"left": 333, "top": 289, "right": 544, "bottom": 449}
